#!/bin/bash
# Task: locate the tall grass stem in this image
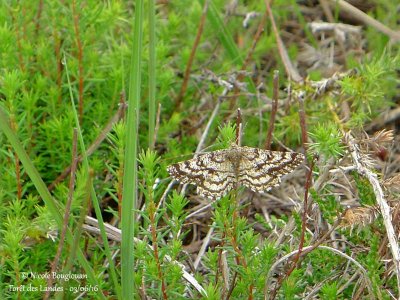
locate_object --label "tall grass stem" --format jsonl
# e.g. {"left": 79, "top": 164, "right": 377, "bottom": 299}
{"left": 122, "top": 0, "right": 144, "bottom": 297}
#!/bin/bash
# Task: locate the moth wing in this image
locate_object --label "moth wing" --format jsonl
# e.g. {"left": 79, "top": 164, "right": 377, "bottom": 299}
{"left": 238, "top": 147, "right": 304, "bottom": 192}
{"left": 167, "top": 149, "right": 236, "bottom": 200}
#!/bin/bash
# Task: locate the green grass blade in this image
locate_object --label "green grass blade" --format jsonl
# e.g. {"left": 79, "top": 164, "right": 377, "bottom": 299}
{"left": 122, "top": 0, "right": 144, "bottom": 297}
{"left": 206, "top": 0, "right": 243, "bottom": 65}
{"left": 0, "top": 108, "right": 106, "bottom": 300}
{"left": 64, "top": 54, "right": 122, "bottom": 298}
{"left": 148, "top": 0, "right": 156, "bottom": 149}
{"left": 204, "top": 0, "right": 256, "bottom": 93}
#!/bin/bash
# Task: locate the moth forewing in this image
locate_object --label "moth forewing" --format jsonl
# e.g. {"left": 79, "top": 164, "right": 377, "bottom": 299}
{"left": 167, "top": 145, "right": 304, "bottom": 200}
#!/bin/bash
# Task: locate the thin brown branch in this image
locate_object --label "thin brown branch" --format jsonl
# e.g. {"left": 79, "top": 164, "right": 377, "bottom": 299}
{"left": 265, "top": 70, "right": 279, "bottom": 150}
{"left": 228, "top": 7, "right": 268, "bottom": 110}
{"left": 330, "top": 0, "right": 400, "bottom": 42}
{"left": 269, "top": 159, "right": 314, "bottom": 299}
{"left": 9, "top": 115, "right": 22, "bottom": 199}
{"left": 225, "top": 218, "right": 253, "bottom": 300}
{"left": 241, "top": 9, "right": 268, "bottom": 74}
{"left": 45, "top": 129, "right": 78, "bottom": 300}
{"left": 265, "top": 0, "right": 302, "bottom": 83}
{"left": 149, "top": 202, "right": 168, "bottom": 299}
{"left": 54, "top": 34, "right": 63, "bottom": 104}
{"left": 10, "top": 9, "right": 25, "bottom": 71}
{"left": 175, "top": 0, "right": 209, "bottom": 109}
{"left": 225, "top": 179, "right": 253, "bottom": 299}
{"left": 34, "top": 0, "right": 44, "bottom": 37}
{"left": 297, "top": 92, "right": 309, "bottom": 153}
{"left": 294, "top": 159, "right": 314, "bottom": 261}
{"left": 319, "top": 0, "right": 334, "bottom": 23}
{"left": 225, "top": 269, "right": 238, "bottom": 300}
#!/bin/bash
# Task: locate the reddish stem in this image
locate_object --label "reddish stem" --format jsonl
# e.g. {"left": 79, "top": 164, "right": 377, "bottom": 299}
{"left": 265, "top": 70, "right": 279, "bottom": 150}
{"left": 149, "top": 203, "right": 168, "bottom": 299}
{"left": 228, "top": 8, "right": 268, "bottom": 110}
{"left": 175, "top": 1, "right": 209, "bottom": 109}
{"left": 45, "top": 129, "right": 79, "bottom": 299}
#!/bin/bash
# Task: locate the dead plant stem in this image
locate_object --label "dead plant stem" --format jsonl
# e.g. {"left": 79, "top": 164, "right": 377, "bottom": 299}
{"left": 265, "top": 70, "right": 279, "bottom": 150}
{"left": 347, "top": 133, "right": 400, "bottom": 297}
{"left": 175, "top": 0, "right": 209, "bottom": 109}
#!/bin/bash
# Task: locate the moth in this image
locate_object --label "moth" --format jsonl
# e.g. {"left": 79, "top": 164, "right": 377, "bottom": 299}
{"left": 167, "top": 144, "right": 304, "bottom": 200}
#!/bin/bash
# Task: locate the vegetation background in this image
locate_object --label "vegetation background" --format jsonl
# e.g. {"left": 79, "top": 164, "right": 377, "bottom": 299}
{"left": 0, "top": 0, "right": 399, "bottom": 299}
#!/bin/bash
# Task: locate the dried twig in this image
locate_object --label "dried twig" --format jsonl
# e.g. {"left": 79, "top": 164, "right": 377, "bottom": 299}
{"left": 346, "top": 132, "right": 400, "bottom": 297}
{"left": 229, "top": 7, "right": 268, "bottom": 110}
{"left": 330, "top": 0, "right": 400, "bottom": 43}
{"left": 83, "top": 216, "right": 207, "bottom": 295}
{"left": 309, "top": 69, "right": 356, "bottom": 97}
{"left": 265, "top": 0, "right": 302, "bottom": 82}
{"left": 383, "top": 174, "right": 400, "bottom": 190}
{"left": 193, "top": 224, "right": 215, "bottom": 270}
{"left": 45, "top": 129, "right": 79, "bottom": 299}
{"left": 339, "top": 205, "right": 381, "bottom": 229}
{"left": 265, "top": 70, "right": 279, "bottom": 150}
{"left": 319, "top": 0, "right": 335, "bottom": 23}
{"left": 269, "top": 159, "right": 314, "bottom": 299}
{"left": 296, "top": 91, "right": 309, "bottom": 153}
{"left": 175, "top": 0, "right": 209, "bottom": 109}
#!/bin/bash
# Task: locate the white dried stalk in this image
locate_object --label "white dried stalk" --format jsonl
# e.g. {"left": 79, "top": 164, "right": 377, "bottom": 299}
{"left": 309, "top": 22, "right": 361, "bottom": 43}
{"left": 346, "top": 132, "right": 400, "bottom": 297}
{"left": 84, "top": 216, "right": 207, "bottom": 296}
{"left": 242, "top": 11, "right": 260, "bottom": 28}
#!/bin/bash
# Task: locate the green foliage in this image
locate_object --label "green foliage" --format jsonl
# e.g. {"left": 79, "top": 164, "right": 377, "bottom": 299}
{"left": 353, "top": 172, "right": 376, "bottom": 206}
{"left": 166, "top": 191, "right": 189, "bottom": 239}
{"left": 320, "top": 282, "right": 338, "bottom": 300}
{"left": 282, "top": 269, "right": 304, "bottom": 299}
{"left": 275, "top": 107, "right": 302, "bottom": 145}
{"left": 340, "top": 53, "right": 399, "bottom": 126}
{"left": 0, "top": 0, "right": 398, "bottom": 299}
{"left": 217, "top": 122, "right": 236, "bottom": 148}
{"left": 138, "top": 149, "right": 161, "bottom": 201}
{"left": 312, "top": 190, "right": 340, "bottom": 221}
{"left": 308, "top": 123, "right": 345, "bottom": 160}
{"left": 361, "top": 235, "right": 386, "bottom": 297}
{"left": 200, "top": 283, "right": 221, "bottom": 300}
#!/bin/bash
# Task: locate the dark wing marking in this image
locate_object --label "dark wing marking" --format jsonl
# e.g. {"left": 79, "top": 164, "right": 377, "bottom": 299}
{"left": 237, "top": 147, "right": 304, "bottom": 193}
{"left": 167, "top": 149, "right": 236, "bottom": 200}
{"left": 167, "top": 146, "right": 304, "bottom": 199}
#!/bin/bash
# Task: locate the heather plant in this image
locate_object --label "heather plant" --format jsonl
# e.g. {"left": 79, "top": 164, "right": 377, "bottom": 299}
{"left": 0, "top": 1, "right": 399, "bottom": 299}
